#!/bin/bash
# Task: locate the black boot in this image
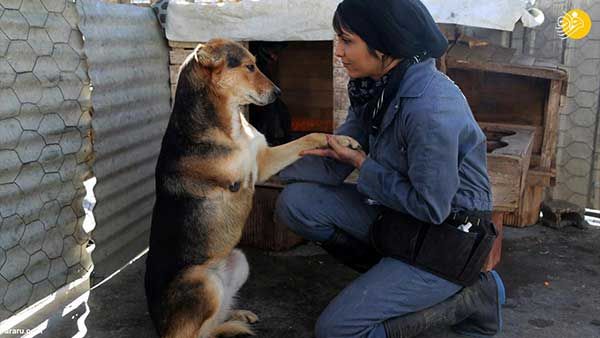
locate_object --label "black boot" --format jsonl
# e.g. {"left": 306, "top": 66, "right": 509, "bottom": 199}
{"left": 319, "top": 229, "right": 381, "bottom": 273}
{"left": 383, "top": 270, "right": 505, "bottom": 338}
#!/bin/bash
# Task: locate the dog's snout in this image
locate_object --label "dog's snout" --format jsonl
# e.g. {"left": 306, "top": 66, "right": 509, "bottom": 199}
{"left": 273, "top": 86, "right": 282, "bottom": 97}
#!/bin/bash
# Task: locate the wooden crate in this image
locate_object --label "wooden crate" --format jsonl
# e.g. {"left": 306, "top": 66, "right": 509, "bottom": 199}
{"left": 445, "top": 42, "right": 568, "bottom": 227}
{"left": 240, "top": 182, "right": 304, "bottom": 251}
{"left": 481, "top": 122, "right": 535, "bottom": 212}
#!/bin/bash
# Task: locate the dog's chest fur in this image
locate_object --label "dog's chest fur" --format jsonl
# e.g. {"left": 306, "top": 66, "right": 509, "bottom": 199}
{"left": 230, "top": 108, "right": 268, "bottom": 189}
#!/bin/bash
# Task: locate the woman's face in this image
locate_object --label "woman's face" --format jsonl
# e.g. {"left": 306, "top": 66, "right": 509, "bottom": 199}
{"left": 335, "top": 29, "right": 383, "bottom": 79}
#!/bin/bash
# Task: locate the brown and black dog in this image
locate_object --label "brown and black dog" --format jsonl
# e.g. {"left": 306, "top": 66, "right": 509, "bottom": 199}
{"left": 144, "top": 39, "right": 360, "bottom": 338}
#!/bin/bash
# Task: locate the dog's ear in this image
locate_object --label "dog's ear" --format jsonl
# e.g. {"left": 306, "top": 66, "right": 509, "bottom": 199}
{"left": 194, "top": 44, "right": 223, "bottom": 69}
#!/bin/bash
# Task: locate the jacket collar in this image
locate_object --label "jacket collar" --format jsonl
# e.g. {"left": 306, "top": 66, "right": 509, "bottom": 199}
{"left": 376, "top": 58, "right": 436, "bottom": 137}
{"left": 396, "top": 58, "right": 436, "bottom": 98}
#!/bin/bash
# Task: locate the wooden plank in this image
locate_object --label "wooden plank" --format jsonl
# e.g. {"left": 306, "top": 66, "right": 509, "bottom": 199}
{"left": 510, "top": 53, "right": 536, "bottom": 67}
{"left": 480, "top": 123, "right": 536, "bottom": 212}
{"left": 450, "top": 69, "right": 548, "bottom": 134}
{"left": 534, "top": 60, "right": 559, "bottom": 69}
{"left": 291, "top": 117, "right": 332, "bottom": 132}
{"left": 261, "top": 40, "right": 334, "bottom": 130}
{"left": 526, "top": 168, "right": 556, "bottom": 187}
{"left": 466, "top": 44, "right": 496, "bottom": 63}
{"left": 504, "top": 170, "right": 554, "bottom": 227}
{"left": 488, "top": 155, "right": 522, "bottom": 210}
{"left": 279, "top": 77, "right": 334, "bottom": 91}
{"left": 479, "top": 122, "right": 543, "bottom": 158}
{"left": 516, "top": 185, "right": 545, "bottom": 226}
{"left": 437, "top": 53, "right": 447, "bottom": 74}
{"left": 170, "top": 65, "right": 181, "bottom": 87}
{"left": 540, "top": 79, "right": 562, "bottom": 169}
{"left": 490, "top": 45, "right": 516, "bottom": 64}
{"left": 518, "top": 132, "right": 534, "bottom": 199}
{"left": 483, "top": 212, "right": 504, "bottom": 270}
{"left": 438, "top": 23, "right": 458, "bottom": 41}
{"left": 447, "top": 58, "right": 567, "bottom": 81}
{"left": 241, "top": 185, "right": 304, "bottom": 251}
{"left": 447, "top": 44, "right": 567, "bottom": 80}
{"left": 503, "top": 212, "right": 519, "bottom": 226}
{"left": 446, "top": 43, "right": 472, "bottom": 64}
{"left": 170, "top": 49, "right": 193, "bottom": 65}
{"left": 480, "top": 122, "right": 536, "bottom": 158}
{"left": 169, "top": 40, "right": 201, "bottom": 49}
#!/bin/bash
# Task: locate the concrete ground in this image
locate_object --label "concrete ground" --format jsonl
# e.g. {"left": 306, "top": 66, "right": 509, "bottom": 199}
{"left": 40, "top": 223, "right": 600, "bottom": 338}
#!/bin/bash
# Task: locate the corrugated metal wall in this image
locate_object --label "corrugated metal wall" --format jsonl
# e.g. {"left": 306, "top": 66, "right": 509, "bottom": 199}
{"left": 0, "top": 0, "right": 93, "bottom": 321}
{"left": 77, "top": 0, "right": 171, "bottom": 271}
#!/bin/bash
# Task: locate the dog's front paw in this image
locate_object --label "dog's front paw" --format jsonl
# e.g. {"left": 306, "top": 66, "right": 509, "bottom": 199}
{"left": 334, "top": 135, "right": 362, "bottom": 150}
{"left": 230, "top": 309, "right": 259, "bottom": 324}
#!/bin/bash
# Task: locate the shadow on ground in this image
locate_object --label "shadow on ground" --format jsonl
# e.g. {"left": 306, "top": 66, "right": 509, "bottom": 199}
{"left": 44, "top": 224, "right": 600, "bottom": 338}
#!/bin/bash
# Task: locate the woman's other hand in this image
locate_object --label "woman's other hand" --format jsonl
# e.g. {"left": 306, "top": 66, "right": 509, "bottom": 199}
{"left": 301, "top": 135, "right": 367, "bottom": 169}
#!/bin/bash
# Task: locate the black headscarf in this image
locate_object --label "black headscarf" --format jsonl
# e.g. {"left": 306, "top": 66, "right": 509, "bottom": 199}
{"left": 336, "top": 0, "right": 447, "bottom": 135}
{"left": 336, "top": 0, "right": 448, "bottom": 59}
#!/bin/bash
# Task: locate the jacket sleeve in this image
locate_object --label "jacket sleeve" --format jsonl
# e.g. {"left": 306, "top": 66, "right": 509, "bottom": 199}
{"left": 356, "top": 103, "right": 461, "bottom": 224}
{"left": 278, "top": 106, "right": 369, "bottom": 185}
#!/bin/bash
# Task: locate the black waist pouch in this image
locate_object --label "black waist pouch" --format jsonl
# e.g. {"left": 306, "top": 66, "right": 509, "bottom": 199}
{"left": 369, "top": 208, "right": 497, "bottom": 286}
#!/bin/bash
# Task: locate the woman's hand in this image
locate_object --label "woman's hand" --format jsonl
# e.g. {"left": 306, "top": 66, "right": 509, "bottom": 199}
{"left": 300, "top": 135, "right": 367, "bottom": 169}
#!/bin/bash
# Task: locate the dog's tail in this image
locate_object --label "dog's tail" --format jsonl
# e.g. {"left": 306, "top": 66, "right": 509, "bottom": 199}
{"left": 209, "top": 320, "right": 255, "bottom": 337}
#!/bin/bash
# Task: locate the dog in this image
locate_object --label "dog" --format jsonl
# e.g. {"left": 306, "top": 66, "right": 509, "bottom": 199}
{"left": 144, "top": 39, "right": 360, "bottom": 338}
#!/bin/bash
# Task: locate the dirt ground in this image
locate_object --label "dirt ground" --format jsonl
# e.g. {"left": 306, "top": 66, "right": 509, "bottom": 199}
{"left": 34, "top": 223, "right": 600, "bottom": 338}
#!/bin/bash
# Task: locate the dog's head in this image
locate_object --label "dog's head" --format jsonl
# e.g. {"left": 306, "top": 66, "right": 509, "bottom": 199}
{"left": 186, "top": 39, "right": 280, "bottom": 106}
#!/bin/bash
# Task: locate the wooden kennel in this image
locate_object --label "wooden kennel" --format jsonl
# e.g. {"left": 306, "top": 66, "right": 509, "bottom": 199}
{"left": 443, "top": 42, "right": 568, "bottom": 227}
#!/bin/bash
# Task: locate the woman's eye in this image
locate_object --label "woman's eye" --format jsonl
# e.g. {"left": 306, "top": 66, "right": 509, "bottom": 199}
{"left": 246, "top": 64, "right": 255, "bottom": 72}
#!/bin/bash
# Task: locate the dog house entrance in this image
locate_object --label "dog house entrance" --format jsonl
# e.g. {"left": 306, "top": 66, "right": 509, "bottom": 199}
{"left": 248, "top": 41, "right": 334, "bottom": 145}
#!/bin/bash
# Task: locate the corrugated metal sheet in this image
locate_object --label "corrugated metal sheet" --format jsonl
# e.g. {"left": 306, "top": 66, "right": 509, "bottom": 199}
{"left": 77, "top": 0, "right": 171, "bottom": 269}
{"left": 0, "top": 2, "right": 93, "bottom": 320}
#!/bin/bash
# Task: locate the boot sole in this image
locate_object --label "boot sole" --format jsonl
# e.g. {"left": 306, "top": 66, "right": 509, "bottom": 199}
{"left": 453, "top": 270, "right": 506, "bottom": 337}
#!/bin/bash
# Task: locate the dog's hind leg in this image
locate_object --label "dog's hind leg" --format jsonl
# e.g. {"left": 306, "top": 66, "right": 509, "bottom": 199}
{"left": 161, "top": 266, "right": 223, "bottom": 338}
{"left": 209, "top": 250, "right": 258, "bottom": 336}
{"left": 229, "top": 309, "right": 259, "bottom": 324}
{"left": 224, "top": 250, "right": 258, "bottom": 324}
{"left": 209, "top": 320, "right": 254, "bottom": 337}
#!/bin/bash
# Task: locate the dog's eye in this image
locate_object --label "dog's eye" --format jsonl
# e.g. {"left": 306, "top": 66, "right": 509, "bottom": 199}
{"left": 246, "top": 64, "right": 255, "bottom": 72}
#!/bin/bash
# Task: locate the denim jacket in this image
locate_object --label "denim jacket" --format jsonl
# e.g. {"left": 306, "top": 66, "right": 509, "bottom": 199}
{"left": 279, "top": 58, "right": 493, "bottom": 224}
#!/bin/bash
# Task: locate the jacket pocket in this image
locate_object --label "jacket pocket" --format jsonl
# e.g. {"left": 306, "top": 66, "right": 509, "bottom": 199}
{"left": 373, "top": 135, "right": 409, "bottom": 175}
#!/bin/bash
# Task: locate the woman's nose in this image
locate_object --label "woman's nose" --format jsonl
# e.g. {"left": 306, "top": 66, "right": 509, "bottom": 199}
{"left": 334, "top": 41, "right": 344, "bottom": 58}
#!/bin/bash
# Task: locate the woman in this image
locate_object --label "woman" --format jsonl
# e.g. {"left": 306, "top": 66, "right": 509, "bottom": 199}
{"left": 275, "top": 0, "right": 505, "bottom": 337}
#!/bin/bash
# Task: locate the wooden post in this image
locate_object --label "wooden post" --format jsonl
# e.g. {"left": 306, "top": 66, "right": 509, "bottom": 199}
{"left": 540, "top": 79, "right": 562, "bottom": 169}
